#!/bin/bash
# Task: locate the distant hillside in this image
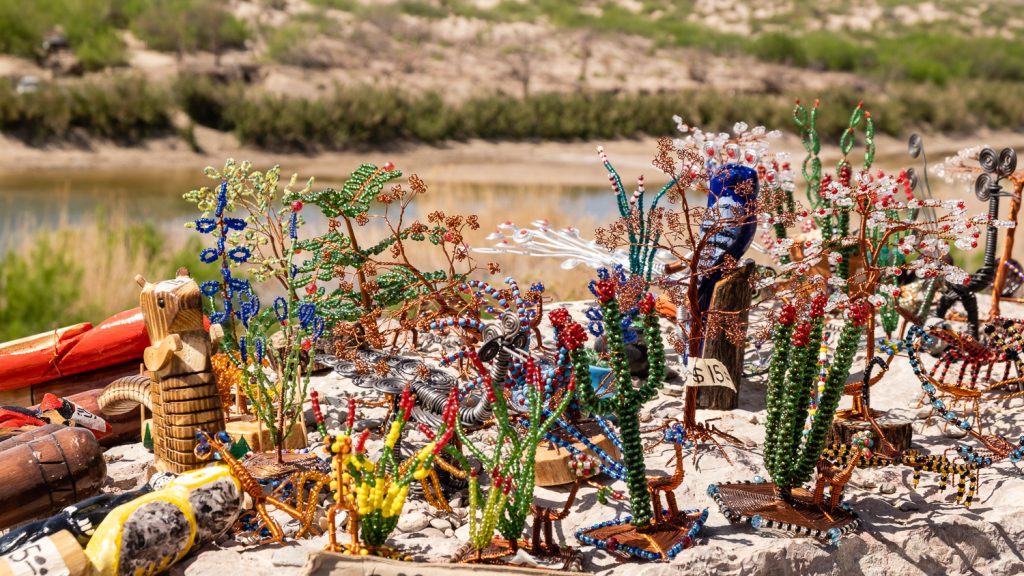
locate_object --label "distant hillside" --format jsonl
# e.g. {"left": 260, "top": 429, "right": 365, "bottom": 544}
{"left": 1, "top": 0, "right": 1023, "bottom": 149}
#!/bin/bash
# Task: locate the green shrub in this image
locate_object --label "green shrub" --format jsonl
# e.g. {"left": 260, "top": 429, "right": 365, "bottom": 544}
{"left": 0, "top": 235, "right": 85, "bottom": 342}
{"left": 0, "top": 75, "right": 171, "bottom": 142}
{"left": 750, "top": 32, "right": 808, "bottom": 67}
{"left": 0, "top": 0, "right": 137, "bottom": 68}
{"left": 134, "top": 0, "right": 247, "bottom": 55}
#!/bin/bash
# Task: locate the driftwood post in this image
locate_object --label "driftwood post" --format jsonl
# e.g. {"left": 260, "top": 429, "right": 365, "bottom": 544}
{"left": 697, "top": 261, "right": 754, "bottom": 410}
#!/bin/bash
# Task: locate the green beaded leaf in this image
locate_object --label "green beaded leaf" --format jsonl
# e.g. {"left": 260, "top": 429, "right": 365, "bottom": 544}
{"left": 299, "top": 164, "right": 402, "bottom": 218}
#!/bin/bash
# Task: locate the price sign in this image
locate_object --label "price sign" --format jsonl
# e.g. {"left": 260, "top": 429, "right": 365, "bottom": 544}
{"left": 686, "top": 357, "right": 735, "bottom": 392}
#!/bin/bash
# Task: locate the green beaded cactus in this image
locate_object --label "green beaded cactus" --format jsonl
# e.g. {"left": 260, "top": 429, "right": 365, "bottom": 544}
{"left": 793, "top": 100, "right": 875, "bottom": 280}
{"left": 568, "top": 277, "right": 666, "bottom": 526}
{"left": 763, "top": 294, "right": 869, "bottom": 496}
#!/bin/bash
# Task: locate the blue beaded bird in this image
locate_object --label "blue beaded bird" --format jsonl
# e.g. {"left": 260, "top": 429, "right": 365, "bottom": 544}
{"left": 694, "top": 163, "right": 760, "bottom": 314}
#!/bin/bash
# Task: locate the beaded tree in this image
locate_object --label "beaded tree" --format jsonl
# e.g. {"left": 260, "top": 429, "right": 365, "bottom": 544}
{"left": 186, "top": 161, "right": 325, "bottom": 461}
{"left": 760, "top": 104, "right": 1005, "bottom": 427}
{"left": 291, "top": 163, "right": 482, "bottom": 351}
{"left": 565, "top": 276, "right": 707, "bottom": 561}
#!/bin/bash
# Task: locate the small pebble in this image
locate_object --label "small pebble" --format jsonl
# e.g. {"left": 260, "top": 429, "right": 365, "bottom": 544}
{"left": 429, "top": 518, "right": 452, "bottom": 531}
{"left": 879, "top": 482, "right": 898, "bottom": 495}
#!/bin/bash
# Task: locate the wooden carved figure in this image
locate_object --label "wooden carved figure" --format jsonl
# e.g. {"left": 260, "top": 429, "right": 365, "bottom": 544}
{"left": 137, "top": 268, "right": 226, "bottom": 474}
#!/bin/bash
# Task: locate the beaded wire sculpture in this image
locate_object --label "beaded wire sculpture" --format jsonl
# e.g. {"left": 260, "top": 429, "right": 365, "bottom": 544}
{"left": 933, "top": 141, "right": 1024, "bottom": 324}
{"left": 762, "top": 105, "right": 996, "bottom": 427}
{"left": 324, "top": 390, "right": 458, "bottom": 557}
{"left": 904, "top": 325, "right": 1024, "bottom": 466}
{"left": 427, "top": 277, "right": 583, "bottom": 567}
{"left": 916, "top": 320, "right": 1024, "bottom": 416}
{"left": 193, "top": 429, "right": 328, "bottom": 544}
{"left": 446, "top": 351, "right": 579, "bottom": 566}
{"left": 291, "top": 162, "right": 484, "bottom": 351}
{"left": 709, "top": 294, "right": 868, "bottom": 544}
{"left": 186, "top": 163, "right": 326, "bottom": 461}
{"left": 564, "top": 277, "right": 707, "bottom": 561}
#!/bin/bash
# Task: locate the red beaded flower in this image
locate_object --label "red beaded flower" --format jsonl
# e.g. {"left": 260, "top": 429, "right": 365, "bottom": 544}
{"left": 556, "top": 320, "right": 588, "bottom": 351}
{"left": 778, "top": 304, "right": 797, "bottom": 326}
{"left": 847, "top": 299, "right": 871, "bottom": 327}
{"left": 792, "top": 322, "right": 812, "bottom": 347}
{"left": 595, "top": 279, "right": 617, "bottom": 303}
{"left": 638, "top": 292, "right": 656, "bottom": 315}
{"left": 809, "top": 293, "right": 827, "bottom": 318}
{"left": 548, "top": 307, "right": 571, "bottom": 329}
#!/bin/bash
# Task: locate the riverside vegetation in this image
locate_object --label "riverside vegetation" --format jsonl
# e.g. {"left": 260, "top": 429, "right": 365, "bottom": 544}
{"left": 7, "top": 75, "right": 1024, "bottom": 149}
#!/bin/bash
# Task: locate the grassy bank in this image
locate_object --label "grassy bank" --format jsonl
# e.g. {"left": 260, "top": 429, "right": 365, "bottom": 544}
{"left": 10, "top": 74, "right": 1024, "bottom": 150}
{"left": 0, "top": 213, "right": 209, "bottom": 341}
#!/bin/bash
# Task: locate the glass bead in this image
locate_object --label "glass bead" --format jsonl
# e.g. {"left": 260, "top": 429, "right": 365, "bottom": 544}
{"left": 751, "top": 515, "right": 764, "bottom": 529}
{"left": 827, "top": 528, "right": 842, "bottom": 545}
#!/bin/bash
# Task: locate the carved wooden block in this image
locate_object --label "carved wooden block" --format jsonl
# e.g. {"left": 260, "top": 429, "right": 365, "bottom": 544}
{"left": 137, "top": 270, "right": 226, "bottom": 475}
{"left": 699, "top": 262, "right": 754, "bottom": 410}
{"left": 225, "top": 417, "right": 306, "bottom": 453}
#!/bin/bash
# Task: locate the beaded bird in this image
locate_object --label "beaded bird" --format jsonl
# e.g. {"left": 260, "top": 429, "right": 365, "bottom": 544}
{"left": 694, "top": 163, "right": 760, "bottom": 314}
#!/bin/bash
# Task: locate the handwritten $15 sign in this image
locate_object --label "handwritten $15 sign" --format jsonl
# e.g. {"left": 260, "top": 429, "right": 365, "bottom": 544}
{"left": 686, "top": 357, "right": 735, "bottom": 392}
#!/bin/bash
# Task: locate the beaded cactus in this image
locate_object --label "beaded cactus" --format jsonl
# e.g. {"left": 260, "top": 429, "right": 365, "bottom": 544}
{"left": 763, "top": 295, "right": 869, "bottom": 495}
{"left": 325, "top": 390, "right": 458, "bottom": 553}
{"left": 567, "top": 274, "right": 666, "bottom": 526}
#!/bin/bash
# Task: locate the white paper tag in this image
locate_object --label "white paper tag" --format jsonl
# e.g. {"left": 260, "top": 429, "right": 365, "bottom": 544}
{"left": 686, "top": 357, "right": 736, "bottom": 392}
{"left": 1, "top": 537, "right": 71, "bottom": 576}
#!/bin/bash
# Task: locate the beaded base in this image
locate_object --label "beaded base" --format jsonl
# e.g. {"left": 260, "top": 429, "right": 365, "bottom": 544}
{"left": 243, "top": 451, "right": 323, "bottom": 481}
{"left": 708, "top": 481, "right": 859, "bottom": 544}
{"left": 574, "top": 508, "right": 708, "bottom": 561}
{"left": 452, "top": 538, "right": 582, "bottom": 572}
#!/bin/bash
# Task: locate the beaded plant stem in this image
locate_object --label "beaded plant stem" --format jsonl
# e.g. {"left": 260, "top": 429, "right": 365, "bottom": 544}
{"left": 188, "top": 164, "right": 326, "bottom": 461}
{"left": 572, "top": 280, "right": 665, "bottom": 526}
{"left": 566, "top": 276, "right": 706, "bottom": 561}
{"left": 445, "top": 339, "right": 579, "bottom": 560}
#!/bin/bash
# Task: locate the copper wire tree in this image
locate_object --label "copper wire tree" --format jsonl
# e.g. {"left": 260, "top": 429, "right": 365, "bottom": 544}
{"left": 291, "top": 163, "right": 484, "bottom": 353}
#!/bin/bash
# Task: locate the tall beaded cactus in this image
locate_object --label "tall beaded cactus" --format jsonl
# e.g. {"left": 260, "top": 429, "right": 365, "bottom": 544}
{"left": 567, "top": 274, "right": 666, "bottom": 526}
{"left": 763, "top": 295, "right": 869, "bottom": 495}
{"left": 793, "top": 100, "right": 875, "bottom": 280}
